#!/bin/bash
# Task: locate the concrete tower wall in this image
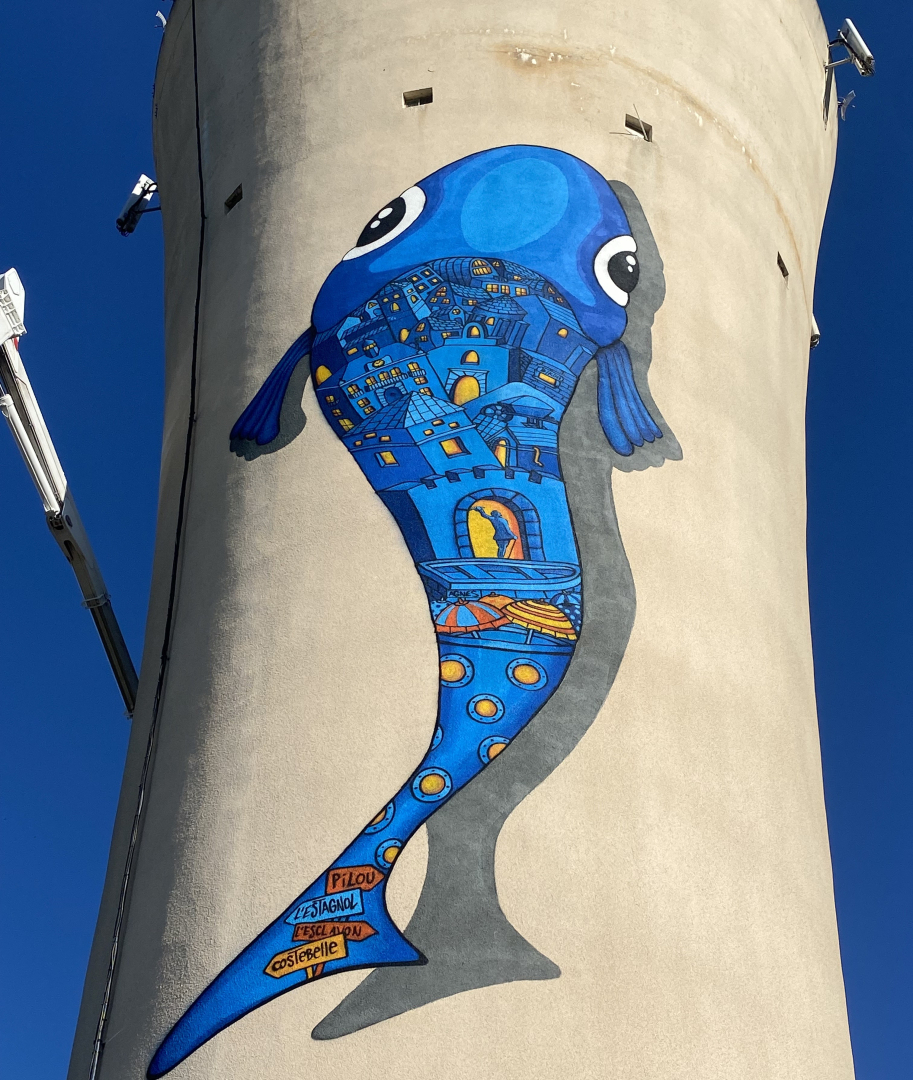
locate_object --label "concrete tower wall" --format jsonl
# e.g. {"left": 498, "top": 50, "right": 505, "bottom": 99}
{"left": 69, "top": 1, "right": 853, "bottom": 1078}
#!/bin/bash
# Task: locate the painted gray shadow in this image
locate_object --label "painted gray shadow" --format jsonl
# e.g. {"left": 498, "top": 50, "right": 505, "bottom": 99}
{"left": 311, "top": 183, "right": 678, "bottom": 1039}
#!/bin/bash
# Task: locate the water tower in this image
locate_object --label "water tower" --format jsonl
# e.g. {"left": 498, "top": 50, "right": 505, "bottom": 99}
{"left": 66, "top": 2, "right": 864, "bottom": 1077}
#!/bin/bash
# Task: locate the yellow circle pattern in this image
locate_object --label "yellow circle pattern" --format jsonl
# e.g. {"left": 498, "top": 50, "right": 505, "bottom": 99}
{"left": 440, "top": 659, "right": 466, "bottom": 683}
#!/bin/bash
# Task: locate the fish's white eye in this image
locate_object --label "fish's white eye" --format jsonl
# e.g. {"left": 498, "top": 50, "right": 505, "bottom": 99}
{"left": 594, "top": 235, "right": 639, "bottom": 307}
{"left": 342, "top": 186, "right": 426, "bottom": 260}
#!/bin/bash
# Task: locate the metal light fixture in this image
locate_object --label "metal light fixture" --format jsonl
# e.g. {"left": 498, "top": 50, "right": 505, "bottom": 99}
{"left": 824, "top": 18, "right": 875, "bottom": 124}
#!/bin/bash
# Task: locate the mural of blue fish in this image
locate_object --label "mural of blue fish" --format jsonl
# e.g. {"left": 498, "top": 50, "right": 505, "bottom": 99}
{"left": 149, "top": 145, "right": 664, "bottom": 1078}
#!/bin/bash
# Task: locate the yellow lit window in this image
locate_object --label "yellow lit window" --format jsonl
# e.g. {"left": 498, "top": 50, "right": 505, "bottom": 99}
{"left": 411, "top": 275, "right": 419, "bottom": 282}
{"left": 417, "top": 283, "right": 426, "bottom": 290}
{"left": 423, "top": 269, "right": 432, "bottom": 276}
{"left": 399, "top": 328, "right": 410, "bottom": 342}
{"left": 448, "top": 421, "right": 459, "bottom": 428}
{"left": 347, "top": 385, "right": 360, "bottom": 395}
{"left": 357, "top": 398, "right": 370, "bottom": 407}
{"left": 354, "top": 440, "right": 363, "bottom": 446}
{"left": 363, "top": 405, "right": 375, "bottom": 414}
{"left": 414, "top": 376, "right": 428, "bottom": 385}
{"left": 390, "top": 367, "right": 401, "bottom": 377}
{"left": 441, "top": 331, "right": 453, "bottom": 338}
{"left": 467, "top": 326, "right": 481, "bottom": 339}
{"left": 393, "top": 293, "right": 401, "bottom": 299}
{"left": 431, "top": 278, "right": 440, "bottom": 284}
{"left": 372, "top": 359, "right": 384, "bottom": 367}
{"left": 419, "top": 335, "right": 428, "bottom": 341}
{"left": 453, "top": 308, "right": 462, "bottom": 315}
{"left": 424, "top": 429, "right": 433, "bottom": 436}
{"left": 379, "top": 372, "right": 389, "bottom": 381}
{"left": 382, "top": 297, "right": 389, "bottom": 303}
{"left": 513, "top": 275, "right": 522, "bottom": 281}
{"left": 486, "top": 283, "right": 499, "bottom": 292}
{"left": 429, "top": 297, "right": 438, "bottom": 303}
{"left": 486, "top": 317, "right": 495, "bottom": 325}
{"left": 516, "top": 287, "right": 528, "bottom": 296}
{"left": 436, "top": 287, "right": 447, "bottom": 296}
{"left": 462, "top": 350, "right": 480, "bottom": 364}
{"left": 466, "top": 298, "right": 476, "bottom": 305}
{"left": 501, "top": 285, "right": 510, "bottom": 294}
{"left": 365, "top": 340, "right": 377, "bottom": 350}
{"left": 347, "top": 347, "right": 359, "bottom": 355}
{"left": 471, "top": 259, "right": 492, "bottom": 275}
{"left": 408, "top": 362, "right": 420, "bottom": 372}
{"left": 442, "top": 298, "right": 450, "bottom": 304}
{"left": 391, "top": 303, "right": 400, "bottom": 311}
{"left": 432, "top": 419, "right": 444, "bottom": 426}
{"left": 538, "top": 372, "right": 558, "bottom": 386}
{"left": 557, "top": 327, "right": 568, "bottom": 337}
{"left": 365, "top": 432, "right": 377, "bottom": 439}
{"left": 416, "top": 322, "right": 426, "bottom": 331}
{"left": 339, "top": 418, "right": 354, "bottom": 432}
{"left": 331, "top": 409, "right": 342, "bottom": 416}
{"left": 439, "top": 437, "right": 467, "bottom": 457}
{"left": 376, "top": 450, "right": 399, "bottom": 466}
{"left": 410, "top": 295, "right": 419, "bottom": 303}
{"left": 380, "top": 435, "right": 391, "bottom": 442}
{"left": 420, "top": 388, "right": 432, "bottom": 395}
{"left": 324, "top": 395, "right": 336, "bottom": 403}
{"left": 365, "top": 376, "right": 377, "bottom": 387}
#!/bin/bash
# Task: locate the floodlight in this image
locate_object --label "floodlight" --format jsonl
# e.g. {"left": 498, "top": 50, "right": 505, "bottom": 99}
{"left": 116, "top": 173, "right": 159, "bottom": 235}
{"left": 837, "top": 19, "right": 875, "bottom": 77}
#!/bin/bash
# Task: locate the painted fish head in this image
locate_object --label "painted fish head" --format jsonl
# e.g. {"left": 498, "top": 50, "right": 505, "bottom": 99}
{"left": 312, "top": 144, "right": 638, "bottom": 349}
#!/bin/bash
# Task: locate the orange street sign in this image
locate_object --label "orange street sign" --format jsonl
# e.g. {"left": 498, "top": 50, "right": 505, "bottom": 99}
{"left": 264, "top": 934, "right": 347, "bottom": 979}
{"left": 326, "top": 865, "right": 385, "bottom": 894}
{"left": 292, "top": 920, "right": 377, "bottom": 943}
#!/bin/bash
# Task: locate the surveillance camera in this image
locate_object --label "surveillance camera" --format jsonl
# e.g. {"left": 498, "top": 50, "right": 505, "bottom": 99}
{"left": 839, "top": 19, "right": 875, "bottom": 77}
{"left": 116, "top": 174, "right": 158, "bottom": 235}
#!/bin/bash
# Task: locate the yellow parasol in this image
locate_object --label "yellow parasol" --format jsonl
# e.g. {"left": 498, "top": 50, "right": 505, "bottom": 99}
{"left": 502, "top": 598, "right": 577, "bottom": 641}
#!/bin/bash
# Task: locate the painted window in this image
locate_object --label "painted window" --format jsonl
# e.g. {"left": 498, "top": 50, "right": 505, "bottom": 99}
{"left": 439, "top": 437, "right": 468, "bottom": 457}
{"left": 466, "top": 326, "right": 481, "bottom": 339}
{"left": 557, "top": 327, "right": 568, "bottom": 337}
{"left": 462, "top": 350, "right": 480, "bottom": 364}
{"left": 339, "top": 418, "right": 354, "bottom": 432}
{"left": 376, "top": 451, "right": 398, "bottom": 466}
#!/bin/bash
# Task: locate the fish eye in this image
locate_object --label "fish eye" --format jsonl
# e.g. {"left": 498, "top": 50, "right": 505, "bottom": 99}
{"left": 342, "top": 186, "right": 426, "bottom": 261}
{"left": 593, "top": 235, "right": 639, "bottom": 307}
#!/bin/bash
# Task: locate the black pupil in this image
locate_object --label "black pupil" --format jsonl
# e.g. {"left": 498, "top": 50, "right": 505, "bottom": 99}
{"left": 608, "top": 250, "right": 640, "bottom": 293}
{"left": 356, "top": 196, "right": 407, "bottom": 247}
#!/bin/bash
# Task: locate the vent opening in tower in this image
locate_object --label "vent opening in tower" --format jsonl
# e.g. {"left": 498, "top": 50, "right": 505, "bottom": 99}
{"left": 225, "top": 184, "right": 243, "bottom": 213}
{"left": 625, "top": 114, "right": 652, "bottom": 141}
{"left": 403, "top": 87, "right": 433, "bottom": 107}
{"left": 777, "top": 253, "right": 789, "bottom": 279}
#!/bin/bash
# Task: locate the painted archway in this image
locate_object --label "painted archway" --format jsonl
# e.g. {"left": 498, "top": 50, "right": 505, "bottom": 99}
{"left": 454, "top": 488, "right": 545, "bottom": 561}
{"left": 451, "top": 375, "right": 481, "bottom": 406}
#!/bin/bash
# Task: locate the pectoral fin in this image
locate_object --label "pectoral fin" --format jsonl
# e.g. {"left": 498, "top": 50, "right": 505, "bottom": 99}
{"left": 596, "top": 341, "right": 662, "bottom": 456}
{"left": 229, "top": 326, "right": 314, "bottom": 447}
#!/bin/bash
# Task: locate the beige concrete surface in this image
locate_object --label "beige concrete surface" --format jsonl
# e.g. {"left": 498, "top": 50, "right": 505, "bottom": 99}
{"left": 68, "top": 1, "right": 854, "bottom": 1077}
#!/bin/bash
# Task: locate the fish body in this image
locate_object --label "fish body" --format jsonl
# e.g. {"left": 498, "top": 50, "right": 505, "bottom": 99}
{"left": 151, "top": 145, "right": 662, "bottom": 1077}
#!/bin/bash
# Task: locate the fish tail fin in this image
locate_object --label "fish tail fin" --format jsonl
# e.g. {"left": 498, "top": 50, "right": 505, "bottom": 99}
{"left": 596, "top": 340, "right": 663, "bottom": 456}
{"left": 147, "top": 856, "right": 422, "bottom": 1078}
{"left": 229, "top": 326, "right": 313, "bottom": 449}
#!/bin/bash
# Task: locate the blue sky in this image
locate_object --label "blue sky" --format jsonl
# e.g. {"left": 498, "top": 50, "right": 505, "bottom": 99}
{"left": 0, "top": 2, "right": 909, "bottom": 1077}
